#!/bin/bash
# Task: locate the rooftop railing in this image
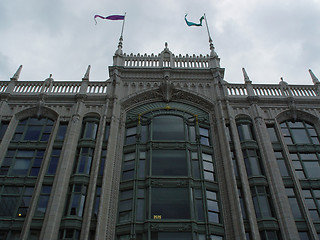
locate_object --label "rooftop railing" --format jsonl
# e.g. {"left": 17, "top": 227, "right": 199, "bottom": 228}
{"left": 122, "top": 53, "right": 211, "bottom": 69}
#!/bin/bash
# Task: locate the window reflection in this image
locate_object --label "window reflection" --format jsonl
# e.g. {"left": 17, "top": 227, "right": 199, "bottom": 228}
{"left": 152, "top": 115, "right": 185, "bottom": 140}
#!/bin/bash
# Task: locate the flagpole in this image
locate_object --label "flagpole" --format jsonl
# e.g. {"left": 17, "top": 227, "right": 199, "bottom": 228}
{"left": 120, "top": 12, "right": 126, "bottom": 39}
{"left": 203, "top": 13, "right": 214, "bottom": 50}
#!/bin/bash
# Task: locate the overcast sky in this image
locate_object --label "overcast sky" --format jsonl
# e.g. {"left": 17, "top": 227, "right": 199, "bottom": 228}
{"left": 1, "top": 0, "right": 320, "bottom": 84}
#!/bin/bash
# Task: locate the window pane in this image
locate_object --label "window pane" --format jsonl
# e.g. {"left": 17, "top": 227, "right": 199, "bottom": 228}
{"left": 153, "top": 115, "right": 185, "bottom": 140}
{"left": 304, "top": 162, "right": 320, "bottom": 178}
{"left": 152, "top": 150, "right": 187, "bottom": 176}
{"left": 151, "top": 188, "right": 190, "bottom": 219}
{"left": 151, "top": 232, "right": 192, "bottom": 240}
{"left": 291, "top": 129, "right": 310, "bottom": 144}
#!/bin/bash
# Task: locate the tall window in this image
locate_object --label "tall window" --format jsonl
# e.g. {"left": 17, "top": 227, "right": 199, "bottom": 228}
{"left": 12, "top": 117, "right": 54, "bottom": 142}
{"left": 73, "top": 117, "right": 99, "bottom": 175}
{"left": 117, "top": 105, "right": 222, "bottom": 239}
{"left": 0, "top": 186, "right": 34, "bottom": 218}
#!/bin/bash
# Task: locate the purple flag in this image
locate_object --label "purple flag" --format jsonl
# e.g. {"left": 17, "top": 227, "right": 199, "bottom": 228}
{"left": 94, "top": 14, "right": 125, "bottom": 24}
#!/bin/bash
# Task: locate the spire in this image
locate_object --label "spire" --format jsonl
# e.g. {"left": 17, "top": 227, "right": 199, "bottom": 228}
{"left": 82, "top": 65, "right": 91, "bottom": 81}
{"left": 309, "top": 69, "right": 319, "bottom": 84}
{"left": 10, "top": 65, "right": 23, "bottom": 81}
{"left": 242, "top": 68, "right": 251, "bottom": 83}
{"left": 115, "top": 36, "right": 123, "bottom": 56}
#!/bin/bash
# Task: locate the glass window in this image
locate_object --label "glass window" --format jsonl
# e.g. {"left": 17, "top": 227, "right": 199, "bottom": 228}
{"left": 260, "top": 230, "right": 281, "bottom": 240}
{"left": 237, "top": 122, "right": 254, "bottom": 141}
{"left": 0, "top": 186, "right": 34, "bottom": 218}
{"left": 202, "top": 153, "right": 215, "bottom": 181}
{"left": 286, "top": 188, "right": 303, "bottom": 219}
{"left": 243, "top": 149, "right": 263, "bottom": 176}
{"left": 118, "top": 189, "right": 133, "bottom": 223}
{"left": 152, "top": 150, "right": 187, "bottom": 176}
{"left": 125, "top": 126, "right": 137, "bottom": 145}
{"left": 35, "top": 185, "right": 52, "bottom": 216}
{"left": 191, "top": 151, "right": 200, "bottom": 179}
{"left": 65, "top": 184, "right": 87, "bottom": 217}
{"left": 12, "top": 117, "right": 53, "bottom": 142}
{"left": 0, "top": 149, "right": 44, "bottom": 177}
{"left": 251, "top": 186, "right": 273, "bottom": 218}
{"left": 104, "top": 123, "right": 110, "bottom": 141}
{"left": 55, "top": 122, "right": 68, "bottom": 140}
{"left": 280, "top": 120, "right": 319, "bottom": 145}
{"left": 82, "top": 121, "right": 98, "bottom": 140}
{"left": 151, "top": 188, "right": 190, "bottom": 219}
{"left": 99, "top": 149, "right": 107, "bottom": 177}
{"left": 152, "top": 115, "right": 185, "bottom": 140}
{"left": 267, "top": 126, "right": 279, "bottom": 142}
{"left": 122, "top": 152, "right": 135, "bottom": 180}
{"left": 0, "top": 121, "right": 9, "bottom": 141}
{"left": 298, "top": 232, "right": 310, "bottom": 240}
{"left": 151, "top": 232, "right": 192, "bottom": 240}
{"left": 199, "top": 127, "right": 211, "bottom": 146}
{"left": 93, "top": 186, "right": 101, "bottom": 218}
{"left": 275, "top": 151, "right": 289, "bottom": 177}
{"left": 302, "top": 189, "right": 320, "bottom": 221}
{"left": 74, "top": 147, "right": 94, "bottom": 175}
{"left": 206, "top": 190, "right": 220, "bottom": 223}
{"left": 47, "top": 148, "right": 61, "bottom": 175}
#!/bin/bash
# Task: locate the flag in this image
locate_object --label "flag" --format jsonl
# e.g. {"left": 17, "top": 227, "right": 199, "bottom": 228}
{"left": 184, "top": 14, "right": 204, "bottom": 27}
{"left": 94, "top": 14, "right": 125, "bottom": 24}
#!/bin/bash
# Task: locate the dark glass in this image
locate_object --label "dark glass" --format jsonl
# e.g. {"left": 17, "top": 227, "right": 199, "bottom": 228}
{"left": 151, "top": 232, "right": 192, "bottom": 240}
{"left": 151, "top": 188, "right": 190, "bottom": 219}
{"left": 47, "top": 148, "right": 61, "bottom": 175}
{"left": 0, "top": 122, "right": 8, "bottom": 140}
{"left": 238, "top": 124, "right": 253, "bottom": 141}
{"left": 24, "top": 126, "right": 41, "bottom": 140}
{"left": 267, "top": 126, "right": 279, "bottom": 142}
{"left": 291, "top": 129, "right": 310, "bottom": 144}
{"left": 298, "top": 232, "right": 310, "bottom": 240}
{"left": 152, "top": 150, "right": 187, "bottom": 176}
{"left": 56, "top": 123, "right": 68, "bottom": 140}
{"left": 104, "top": 124, "right": 110, "bottom": 141}
{"left": 288, "top": 198, "right": 302, "bottom": 218}
{"left": 141, "top": 125, "right": 148, "bottom": 143}
{"left": 0, "top": 196, "right": 19, "bottom": 216}
{"left": 304, "top": 161, "right": 320, "bottom": 178}
{"left": 84, "top": 122, "right": 98, "bottom": 139}
{"left": 153, "top": 115, "right": 185, "bottom": 140}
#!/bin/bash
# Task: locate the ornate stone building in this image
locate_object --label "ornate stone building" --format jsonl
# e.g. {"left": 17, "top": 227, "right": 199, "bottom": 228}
{"left": 0, "top": 41, "right": 320, "bottom": 240}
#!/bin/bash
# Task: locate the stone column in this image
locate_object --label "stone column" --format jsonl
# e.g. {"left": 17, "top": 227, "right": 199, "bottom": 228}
{"left": 214, "top": 99, "right": 246, "bottom": 240}
{"left": 250, "top": 103, "right": 299, "bottom": 240}
{"left": 226, "top": 104, "right": 261, "bottom": 240}
{"left": 80, "top": 99, "right": 110, "bottom": 240}
{"left": 95, "top": 69, "right": 124, "bottom": 240}
{"left": 40, "top": 97, "right": 85, "bottom": 240}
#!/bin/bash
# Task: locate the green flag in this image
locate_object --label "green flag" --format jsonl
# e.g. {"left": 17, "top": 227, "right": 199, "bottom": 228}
{"left": 185, "top": 14, "right": 204, "bottom": 27}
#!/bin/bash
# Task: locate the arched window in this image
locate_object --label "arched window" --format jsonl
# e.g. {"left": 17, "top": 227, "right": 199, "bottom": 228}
{"left": 117, "top": 104, "right": 223, "bottom": 239}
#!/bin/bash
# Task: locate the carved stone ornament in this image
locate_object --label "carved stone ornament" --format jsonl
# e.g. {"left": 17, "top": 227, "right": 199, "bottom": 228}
{"left": 121, "top": 85, "right": 214, "bottom": 111}
{"left": 159, "top": 78, "right": 175, "bottom": 102}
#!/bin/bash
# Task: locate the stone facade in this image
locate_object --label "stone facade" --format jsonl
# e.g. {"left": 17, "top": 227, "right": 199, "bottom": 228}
{"left": 0, "top": 43, "right": 319, "bottom": 240}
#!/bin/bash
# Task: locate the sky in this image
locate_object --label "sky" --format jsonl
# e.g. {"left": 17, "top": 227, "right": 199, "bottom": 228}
{"left": 1, "top": 0, "right": 320, "bottom": 84}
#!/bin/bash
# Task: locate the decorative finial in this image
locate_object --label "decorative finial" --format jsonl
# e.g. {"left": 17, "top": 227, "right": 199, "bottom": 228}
{"left": 309, "top": 69, "right": 319, "bottom": 84}
{"left": 82, "top": 65, "right": 91, "bottom": 81}
{"left": 115, "top": 36, "right": 123, "bottom": 56}
{"left": 10, "top": 65, "right": 23, "bottom": 81}
{"left": 242, "top": 68, "right": 251, "bottom": 83}
{"left": 165, "top": 42, "right": 168, "bottom": 49}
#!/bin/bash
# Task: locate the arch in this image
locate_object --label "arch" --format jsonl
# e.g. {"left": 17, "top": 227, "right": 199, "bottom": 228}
{"left": 15, "top": 106, "right": 59, "bottom": 121}
{"left": 83, "top": 112, "right": 101, "bottom": 119}
{"left": 276, "top": 110, "right": 320, "bottom": 126}
{"left": 121, "top": 87, "right": 214, "bottom": 114}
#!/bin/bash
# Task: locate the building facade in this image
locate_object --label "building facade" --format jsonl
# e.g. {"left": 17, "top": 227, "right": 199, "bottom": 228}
{"left": 0, "top": 42, "right": 320, "bottom": 240}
